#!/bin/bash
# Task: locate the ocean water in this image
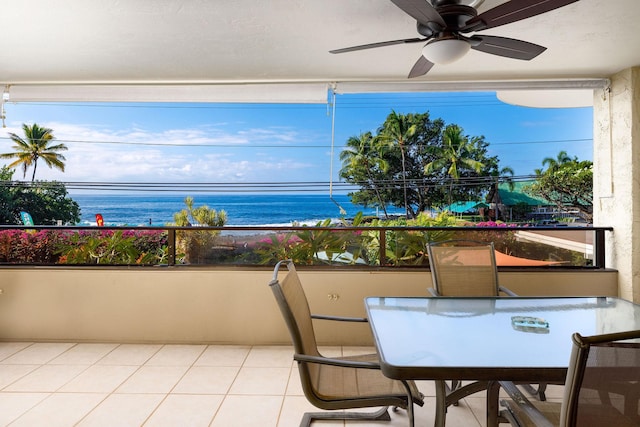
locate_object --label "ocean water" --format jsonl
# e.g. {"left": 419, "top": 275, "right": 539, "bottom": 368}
{"left": 72, "top": 194, "right": 405, "bottom": 226}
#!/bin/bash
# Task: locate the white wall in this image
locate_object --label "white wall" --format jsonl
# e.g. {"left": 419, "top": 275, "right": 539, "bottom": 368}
{"left": 0, "top": 267, "right": 618, "bottom": 345}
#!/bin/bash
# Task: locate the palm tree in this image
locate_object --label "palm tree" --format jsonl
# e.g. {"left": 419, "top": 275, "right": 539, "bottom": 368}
{"left": 339, "top": 132, "right": 390, "bottom": 217}
{"left": 495, "top": 166, "right": 515, "bottom": 191}
{"left": 379, "top": 110, "right": 416, "bottom": 218}
{"left": 424, "top": 125, "right": 484, "bottom": 204}
{"left": 540, "top": 150, "right": 573, "bottom": 172}
{"left": 0, "top": 123, "right": 67, "bottom": 181}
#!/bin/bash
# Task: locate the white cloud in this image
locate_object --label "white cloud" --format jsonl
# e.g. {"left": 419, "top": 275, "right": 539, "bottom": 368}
{"left": 0, "top": 121, "right": 329, "bottom": 184}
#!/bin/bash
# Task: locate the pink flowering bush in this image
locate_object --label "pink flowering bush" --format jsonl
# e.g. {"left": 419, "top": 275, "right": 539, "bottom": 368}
{"left": 0, "top": 229, "right": 168, "bottom": 265}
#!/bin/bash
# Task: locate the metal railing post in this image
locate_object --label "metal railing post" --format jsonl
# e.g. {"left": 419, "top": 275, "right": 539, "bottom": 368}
{"left": 595, "top": 228, "right": 606, "bottom": 269}
{"left": 379, "top": 228, "right": 386, "bottom": 266}
{"left": 168, "top": 228, "right": 176, "bottom": 266}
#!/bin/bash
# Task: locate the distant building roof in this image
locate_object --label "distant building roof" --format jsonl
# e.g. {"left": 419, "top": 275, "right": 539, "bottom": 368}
{"left": 443, "top": 201, "right": 482, "bottom": 213}
{"left": 497, "top": 181, "right": 550, "bottom": 206}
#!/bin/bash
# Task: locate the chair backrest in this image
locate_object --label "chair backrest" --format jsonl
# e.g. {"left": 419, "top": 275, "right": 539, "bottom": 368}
{"left": 427, "top": 240, "right": 500, "bottom": 296}
{"left": 269, "top": 259, "right": 327, "bottom": 406}
{"left": 269, "top": 259, "right": 320, "bottom": 358}
{"left": 561, "top": 330, "right": 640, "bottom": 426}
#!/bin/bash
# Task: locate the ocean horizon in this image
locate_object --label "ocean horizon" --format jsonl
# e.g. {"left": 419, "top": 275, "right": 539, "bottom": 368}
{"left": 72, "top": 193, "right": 405, "bottom": 227}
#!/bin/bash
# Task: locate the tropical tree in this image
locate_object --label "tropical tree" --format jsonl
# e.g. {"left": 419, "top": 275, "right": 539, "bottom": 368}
{"left": 172, "top": 196, "right": 227, "bottom": 263}
{"left": 339, "top": 132, "right": 390, "bottom": 217}
{"left": 0, "top": 123, "right": 67, "bottom": 181}
{"left": 424, "top": 124, "right": 485, "bottom": 204}
{"left": 378, "top": 110, "right": 417, "bottom": 217}
{"left": 526, "top": 152, "right": 593, "bottom": 221}
{"left": 493, "top": 166, "right": 515, "bottom": 191}
{"left": 541, "top": 150, "right": 572, "bottom": 171}
{"left": 340, "top": 111, "right": 502, "bottom": 217}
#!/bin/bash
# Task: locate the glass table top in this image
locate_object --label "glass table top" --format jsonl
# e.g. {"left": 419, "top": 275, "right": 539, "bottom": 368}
{"left": 364, "top": 296, "right": 640, "bottom": 380}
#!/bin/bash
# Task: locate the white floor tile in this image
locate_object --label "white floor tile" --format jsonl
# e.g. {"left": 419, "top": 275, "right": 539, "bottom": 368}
{"left": 0, "top": 392, "right": 49, "bottom": 425}
{"left": 59, "top": 364, "right": 139, "bottom": 392}
{"left": 2, "top": 343, "right": 75, "bottom": 364}
{"left": 0, "top": 343, "right": 503, "bottom": 427}
{"left": 77, "top": 393, "right": 165, "bottom": 427}
{"left": 211, "top": 394, "right": 283, "bottom": 427}
{"left": 243, "top": 346, "right": 294, "bottom": 368}
{"left": 194, "top": 345, "right": 250, "bottom": 367}
{"left": 145, "top": 344, "right": 206, "bottom": 366}
{"left": 0, "top": 364, "right": 40, "bottom": 389}
{"left": 49, "top": 343, "right": 119, "bottom": 365}
{"left": 9, "top": 392, "right": 107, "bottom": 427}
{"left": 97, "top": 344, "right": 162, "bottom": 365}
{"left": 144, "top": 394, "right": 224, "bottom": 427}
{"left": 116, "top": 366, "right": 188, "bottom": 393}
{"left": 172, "top": 366, "right": 240, "bottom": 394}
{"left": 0, "top": 342, "right": 33, "bottom": 362}
{"left": 4, "top": 364, "right": 88, "bottom": 392}
{"left": 230, "top": 366, "right": 290, "bottom": 395}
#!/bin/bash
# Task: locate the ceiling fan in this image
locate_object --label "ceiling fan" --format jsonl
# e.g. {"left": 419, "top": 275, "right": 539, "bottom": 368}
{"left": 330, "top": 0, "right": 579, "bottom": 78}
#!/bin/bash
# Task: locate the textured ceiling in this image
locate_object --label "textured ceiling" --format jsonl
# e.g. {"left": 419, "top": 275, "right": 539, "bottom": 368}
{"left": 1, "top": 1, "right": 638, "bottom": 92}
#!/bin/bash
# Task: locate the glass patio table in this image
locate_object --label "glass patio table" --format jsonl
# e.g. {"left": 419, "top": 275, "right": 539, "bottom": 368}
{"left": 364, "top": 296, "right": 640, "bottom": 427}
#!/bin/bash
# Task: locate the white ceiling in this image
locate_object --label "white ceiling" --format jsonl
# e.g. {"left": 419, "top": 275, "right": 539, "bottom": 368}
{"left": 1, "top": 0, "right": 638, "bottom": 100}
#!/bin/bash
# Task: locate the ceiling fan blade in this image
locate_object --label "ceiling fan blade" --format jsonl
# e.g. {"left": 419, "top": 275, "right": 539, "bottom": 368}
{"left": 391, "top": 0, "right": 446, "bottom": 28}
{"left": 469, "top": 35, "right": 546, "bottom": 60}
{"left": 408, "top": 55, "right": 435, "bottom": 78}
{"left": 330, "top": 37, "right": 426, "bottom": 54}
{"left": 462, "top": 0, "right": 579, "bottom": 32}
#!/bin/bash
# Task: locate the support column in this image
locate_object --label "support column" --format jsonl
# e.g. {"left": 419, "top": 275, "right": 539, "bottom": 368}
{"left": 593, "top": 67, "right": 640, "bottom": 302}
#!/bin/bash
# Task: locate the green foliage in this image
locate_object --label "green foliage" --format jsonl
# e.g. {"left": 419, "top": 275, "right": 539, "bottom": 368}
{"left": 251, "top": 215, "right": 372, "bottom": 265}
{"left": 525, "top": 151, "right": 593, "bottom": 221}
{"left": 252, "top": 212, "right": 462, "bottom": 266}
{"left": 55, "top": 230, "right": 167, "bottom": 265}
{"left": 171, "top": 196, "right": 228, "bottom": 264}
{"left": 0, "top": 180, "right": 80, "bottom": 225}
{"left": 0, "top": 229, "right": 168, "bottom": 265}
{"left": 364, "top": 213, "right": 458, "bottom": 265}
{"left": 173, "top": 196, "right": 227, "bottom": 227}
{"left": 340, "top": 111, "right": 504, "bottom": 218}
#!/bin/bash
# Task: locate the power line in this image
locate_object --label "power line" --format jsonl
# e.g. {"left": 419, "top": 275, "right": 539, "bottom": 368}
{"left": 0, "top": 136, "right": 592, "bottom": 148}
{"left": 0, "top": 174, "right": 537, "bottom": 193}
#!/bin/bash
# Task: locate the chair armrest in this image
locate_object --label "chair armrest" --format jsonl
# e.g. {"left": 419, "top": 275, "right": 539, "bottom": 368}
{"left": 294, "top": 353, "right": 380, "bottom": 369}
{"left": 499, "top": 381, "right": 555, "bottom": 427}
{"left": 499, "top": 286, "right": 518, "bottom": 296}
{"left": 311, "top": 314, "right": 368, "bottom": 322}
{"left": 427, "top": 287, "right": 440, "bottom": 296}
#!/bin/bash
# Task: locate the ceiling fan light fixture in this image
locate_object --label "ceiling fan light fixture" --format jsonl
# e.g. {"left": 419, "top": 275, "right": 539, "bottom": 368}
{"left": 422, "top": 38, "right": 470, "bottom": 64}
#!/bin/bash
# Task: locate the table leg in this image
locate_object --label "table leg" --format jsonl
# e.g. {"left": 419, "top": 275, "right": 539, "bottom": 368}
{"left": 486, "top": 381, "right": 501, "bottom": 427}
{"left": 434, "top": 380, "right": 447, "bottom": 427}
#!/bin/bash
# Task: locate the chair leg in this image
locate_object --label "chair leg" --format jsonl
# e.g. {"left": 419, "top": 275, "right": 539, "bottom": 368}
{"left": 520, "top": 383, "right": 547, "bottom": 401}
{"left": 300, "top": 407, "right": 390, "bottom": 427}
{"left": 448, "top": 380, "right": 461, "bottom": 406}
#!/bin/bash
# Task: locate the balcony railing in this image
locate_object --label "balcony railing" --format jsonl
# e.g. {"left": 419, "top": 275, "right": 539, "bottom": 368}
{"left": 0, "top": 225, "right": 612, "bottom": 268}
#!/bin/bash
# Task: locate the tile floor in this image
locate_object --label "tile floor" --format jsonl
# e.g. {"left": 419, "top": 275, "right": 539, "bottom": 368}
{"left": 0, "top": 342, "right": 563, "bottom": 426}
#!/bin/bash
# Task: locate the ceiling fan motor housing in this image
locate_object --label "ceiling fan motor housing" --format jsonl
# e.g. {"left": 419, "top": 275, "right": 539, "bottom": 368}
{"left": 439, "top": 5, "right": 477, "bottom": 31}
{"left": 417, "top": 4, "right": 477, "bottom": 36}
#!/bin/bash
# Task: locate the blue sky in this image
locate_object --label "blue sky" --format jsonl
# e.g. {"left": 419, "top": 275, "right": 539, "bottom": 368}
{"left": 0, "top": 92, "right": 593, "bottom": 193}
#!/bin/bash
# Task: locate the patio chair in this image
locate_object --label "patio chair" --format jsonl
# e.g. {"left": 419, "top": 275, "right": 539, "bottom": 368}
{"left": 426, "top": 240, "right": 517, "bottom": 297}
{"left": 499, "top": 329, "right": 640, "bottom": 426}
{"left": 269, "top": 260, "right": 424, "bottom": 427}
{"left": 426, "top": 240, "right": 546, "bottom": 402}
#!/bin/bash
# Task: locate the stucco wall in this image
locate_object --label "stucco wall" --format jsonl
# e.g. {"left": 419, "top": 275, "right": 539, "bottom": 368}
{"left": 0, "top": 267, "right": 618, "bottom": 345}
{"left": 593, "top": 67, "right": 640, "bottom": 302}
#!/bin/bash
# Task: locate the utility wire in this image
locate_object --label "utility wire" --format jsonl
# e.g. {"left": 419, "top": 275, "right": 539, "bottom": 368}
{"left": 0, "top": 174, "right": 537, "bottom": 193}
